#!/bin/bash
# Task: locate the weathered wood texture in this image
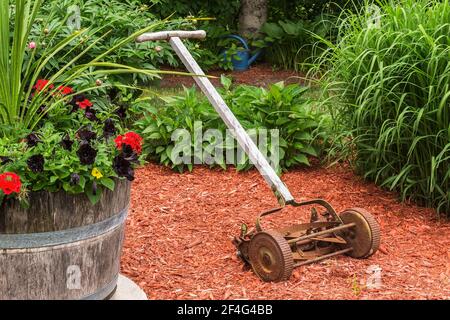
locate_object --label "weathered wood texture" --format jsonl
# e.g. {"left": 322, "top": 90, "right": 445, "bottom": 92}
{"left": 0, "top": 179, "right": 130, "bottom": 233}
{"left": 0, "top": 179, "right": 130, "bottom": 300}
{"left": 136, "top": 30, "right": 206, "bottom": 43}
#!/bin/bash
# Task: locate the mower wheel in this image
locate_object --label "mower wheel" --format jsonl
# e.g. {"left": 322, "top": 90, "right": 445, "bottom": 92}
{"left": 339, "top": 208, "right": 380, "bottom": 259}
{"left": 248, "top": 231, "right": 293, "bottom": 282}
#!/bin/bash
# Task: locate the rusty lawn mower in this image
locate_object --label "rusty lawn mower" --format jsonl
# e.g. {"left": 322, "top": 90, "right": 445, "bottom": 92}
{"left": 136, "top": 30, "right": 381, "bottom": 282}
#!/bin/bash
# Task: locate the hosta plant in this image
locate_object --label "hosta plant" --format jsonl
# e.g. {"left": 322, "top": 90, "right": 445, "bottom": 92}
{"left": 133, "top": 77, "right": 331, "bottom": 173}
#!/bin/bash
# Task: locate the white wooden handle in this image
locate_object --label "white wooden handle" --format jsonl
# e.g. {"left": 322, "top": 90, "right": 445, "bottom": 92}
{"left": 168, "top": 37, "right": 295, "bottom": 204}
{"left": 136, "top": 30, "right": 206, "bottom": 43}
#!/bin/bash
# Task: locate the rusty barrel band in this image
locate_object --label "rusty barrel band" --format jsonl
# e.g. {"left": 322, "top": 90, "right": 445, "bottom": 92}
{"left": 0, "top": 205, "right": 129, "bottom": 249}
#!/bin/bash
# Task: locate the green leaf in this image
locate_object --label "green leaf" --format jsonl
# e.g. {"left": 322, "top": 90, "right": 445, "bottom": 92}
{"left": 86, "top": 182, "right": 102, "bottom": 205}
{"left": 78, "top": 175, "right": 86, "bottom": 189}
{"left": 147, "top": 132, "right": 162, "bottom": 140}
{"left": 221, "top": 75, "right": 232, "bottom": 90}
{"left": 293, "top": 142, "right": 304, "bottom": 150}
{"left": 301, "top": 145, "right": 318, "bottom": 157}
{"left": 295, "top": 132, "right": 312, "bottom": 141}
{"left": 142, "top": 125, "right": 158, "bottom": 134}
{"left": 236, "top": 162, "right": 248, "bottom": 171}
{"left": 294, "top": 154, "right": 310, "bottom": 166}
{"left": 261, "top": 22, "right": 285, "bottom": 39}
{"left": 100, "top": 177, "right": 115, "bottom": 191}
{"left": 155, "top": 146, "right": 165, "bottom": 153}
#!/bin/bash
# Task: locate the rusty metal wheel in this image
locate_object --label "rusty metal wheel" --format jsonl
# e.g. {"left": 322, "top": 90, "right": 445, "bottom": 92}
{"left": 339, "top": 208, "right": 380, "bottom": 259}
{"left": 248, "top": 231, "right": 293, "bottom": 282}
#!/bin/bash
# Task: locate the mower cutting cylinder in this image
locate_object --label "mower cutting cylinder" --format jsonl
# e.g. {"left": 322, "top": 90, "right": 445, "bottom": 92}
{"left": 286, "top": 222, "right": 356, "bottom": 245}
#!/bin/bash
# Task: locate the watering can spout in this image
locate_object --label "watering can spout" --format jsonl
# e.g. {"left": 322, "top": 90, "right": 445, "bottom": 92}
{"left": 248, "top": 50, "right": 262, "bottom": 66}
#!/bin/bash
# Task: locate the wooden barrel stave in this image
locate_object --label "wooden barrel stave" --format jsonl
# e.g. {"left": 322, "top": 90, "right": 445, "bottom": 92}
{"left": 0, "top": 179, "right": 130, "bottom": 300}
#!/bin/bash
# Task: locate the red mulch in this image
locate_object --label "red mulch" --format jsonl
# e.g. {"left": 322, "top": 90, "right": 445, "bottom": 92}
{"left": 121, "top": 163, "right": 450, "bottom": 300}
{"left": 159, "top": 63, "right": 305, "bottom": 88}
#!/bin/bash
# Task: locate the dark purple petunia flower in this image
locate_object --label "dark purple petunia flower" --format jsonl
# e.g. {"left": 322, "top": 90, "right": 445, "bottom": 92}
{"left": 27, "top": 154, "right": 45, "bottom": 173}
{"left": 84, "top": 107, "right": 99, "bottom": 122}
{"left": 121, "top": 144, "right": 139, "bottom": 163}
{"left": 103, "top": 118, "right": 116, "bottom": 138}
{"left": 76, "top": 128, "right": 97, "bottom": 142}
{"left": 70, "top": 173, "right": 80, "bottom": 185}
{"left": 69, "top": 94, "right": 85, "bottom": 107}
{"left": 0, "top": 156, "right": 12, "bottom": 165}
{"left": 115, "top": 105, "right": 127, "bottom": 119}
{"left": 76, "top": 142, "right": 97, "bottom": 165}
{"left": 25, "top": 133, "right": 41, "bottom": 147}
{"left": 61, "top": 134, "right": 74, "bottom": 151}
{"left": 113, "top": 154, "right": 134, "bottom": 181}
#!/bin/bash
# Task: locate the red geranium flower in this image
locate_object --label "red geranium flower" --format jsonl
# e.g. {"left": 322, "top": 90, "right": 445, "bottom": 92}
{"left": 76, "top": 99, "right": 93, "bottom": 109}
{"left": 33, "top": 79, "right": 54, "bottom": 92}
{"left": 57, "top": 86, "right": 73, "bottom": 95}
{"left": 115, "top": 132, "right": 143, "bottom": 154}
{"left": 0, "top": 172, "right": 21, "bottom": 195}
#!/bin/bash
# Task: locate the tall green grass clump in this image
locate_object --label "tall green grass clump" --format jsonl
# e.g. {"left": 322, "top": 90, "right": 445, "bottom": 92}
{"left": 316, "top": 0, "right": 450, "bottom": 216}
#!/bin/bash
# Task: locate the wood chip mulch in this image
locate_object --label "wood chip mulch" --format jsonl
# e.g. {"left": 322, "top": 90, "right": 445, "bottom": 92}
{"left": 121, "top": 163, "right": 450, "bottom": 300}
{"left": 158, "top": 63, "right": 305, "bottom": 89}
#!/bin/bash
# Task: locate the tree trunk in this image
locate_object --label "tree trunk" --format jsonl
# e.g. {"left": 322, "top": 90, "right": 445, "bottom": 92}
{"left": 238, "top": 0, "right": 268, "bottom": 38}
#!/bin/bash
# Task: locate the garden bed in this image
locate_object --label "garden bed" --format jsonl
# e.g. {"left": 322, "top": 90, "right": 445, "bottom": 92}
{"left": 158, "top": 63, "right": 306, "bottom": 88}
{"left": 121, "top": 163, "right": 450, "bottom": 300}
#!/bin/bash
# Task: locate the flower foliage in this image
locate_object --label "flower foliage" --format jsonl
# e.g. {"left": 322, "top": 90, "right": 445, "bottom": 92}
{"left": 0, "top": 79, "right": 144, "bottom": 205}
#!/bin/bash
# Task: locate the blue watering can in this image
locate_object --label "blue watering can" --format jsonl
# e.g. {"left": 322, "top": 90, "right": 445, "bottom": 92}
{"left": 221, "top": 35, "right": 263, "bottom": 71}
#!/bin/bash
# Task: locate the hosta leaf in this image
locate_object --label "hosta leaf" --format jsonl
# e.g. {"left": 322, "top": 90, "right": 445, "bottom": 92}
{"left": 295, "top": 132, "right": 313, "bottom": 140}
{"left": 294, "top": 154, "right": 310, "bottom": 166}
{"left": 261, "top": 22, "right": 285, "bottom": 39}
{"left": 301, "top": 145, "right": 319, "bottom": 157}
{"left": 147, "top": 132, "right": 161, "bottom": 140}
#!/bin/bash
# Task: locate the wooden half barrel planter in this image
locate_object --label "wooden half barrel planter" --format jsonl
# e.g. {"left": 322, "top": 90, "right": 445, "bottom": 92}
{"left": 0, "top": 179, "right": 130, "bottom": 300}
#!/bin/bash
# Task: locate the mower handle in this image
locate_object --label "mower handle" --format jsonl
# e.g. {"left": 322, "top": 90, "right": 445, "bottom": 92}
{"left": 136, "top": 30, "right": 206, "bottom": 43}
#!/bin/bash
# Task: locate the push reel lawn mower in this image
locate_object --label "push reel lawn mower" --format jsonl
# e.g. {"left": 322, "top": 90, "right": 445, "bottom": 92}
{"left": 136, "top": 30, "right": 381, "bottom": 282}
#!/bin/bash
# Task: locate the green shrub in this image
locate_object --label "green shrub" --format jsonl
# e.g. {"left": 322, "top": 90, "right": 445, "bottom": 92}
{"left": 138, "top": 0, "right": 243, "bottom": 70}
{"left": 31, "top": 0, "right": 206, "bottom": 85}
{"left": 255, "top": 0, "right": 361, "bottom": 71}
{"left": 133, "top": 78, "right": 331, "bottom": 172}
{"left": 259, "top": 15, "right": 338, "bottom": 71}
{"left": 268, "top": 0, "right": 353, "bottom": 22}
{"left": 143, "top": 0, "right": 241, "bottom": 27}
{"left": 316, "top": 0, "right": 450, "bottom": 216}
